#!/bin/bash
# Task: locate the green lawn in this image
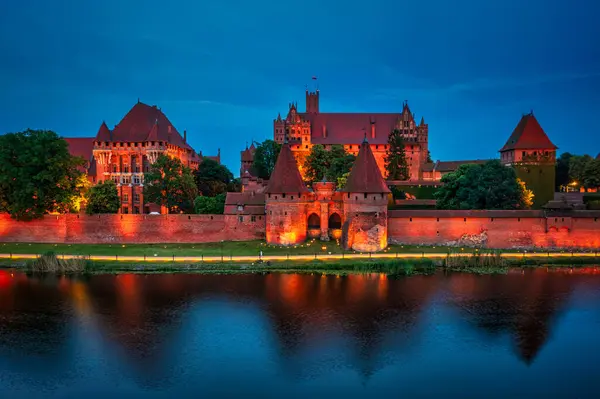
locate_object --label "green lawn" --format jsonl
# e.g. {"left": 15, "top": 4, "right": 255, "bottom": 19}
{"left": 0, "top": 240, "right": 552, "bottom": 257}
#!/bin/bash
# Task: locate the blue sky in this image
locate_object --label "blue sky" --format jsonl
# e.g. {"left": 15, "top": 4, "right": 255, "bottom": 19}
{"left": 1, "top": 0, "right": 599, "bottom": 174}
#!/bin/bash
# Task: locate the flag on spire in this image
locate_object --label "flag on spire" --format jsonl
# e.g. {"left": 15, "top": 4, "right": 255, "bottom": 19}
{"left": 312, "top": 76, "right": 317, "bottom": 80}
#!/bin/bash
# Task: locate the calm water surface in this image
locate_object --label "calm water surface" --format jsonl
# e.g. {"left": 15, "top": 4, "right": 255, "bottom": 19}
{"left": 1, "top": 268, "right": 600, "bottom": 397}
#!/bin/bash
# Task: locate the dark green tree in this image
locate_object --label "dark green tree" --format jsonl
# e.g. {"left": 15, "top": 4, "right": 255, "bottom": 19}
{"left": 252, "top": 140, "right": 281, "bottom": 179}
{"left": 85, "top": 180, "right": 120, "bottom": 215}
{"left": 555, "top": 152, "right": 573, "bottom": 190}
{"left": 194, "top": 157, "right": 234, "bottom": 196}
{"left": 583, "top": 158, "right": 600, "bottom": 189}
{"left": 227, "top": 178, "right": 242, "bottom": 193}
{"left": 427, "top": 150, "right": 433, "bottom": 163}
{"left": 384, "top": 129, "right": 409, "bottom": 180}
{"left": 303, "top": 144, "right": 355, "bottom": 184}
{"left": 434, "top": 160, "right": 532, "bottom": 210}
{"left": 144, "top": 154, "right": 198, "bottom": 213}
{"left": 569, "top": 155, "right": 593, "bottom": 186}
{"left": 194, "top": 193, "right": 226, "bottom": 214}
{"left": 0, "top": 130, "right": 85, "bottom": 220}
{"left": 304, "top": 144, "right": 330, "bottom": 183}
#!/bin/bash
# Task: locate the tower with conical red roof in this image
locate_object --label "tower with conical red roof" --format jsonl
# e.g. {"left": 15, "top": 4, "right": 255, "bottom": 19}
{"left": 341, "top": 137, "right": 391, "bottom": 252}
{"left": 264, "top": 139, "right": 310, "bottom": 245}
{"left": 500, "top": 112, "right": 557, "bottom": 208}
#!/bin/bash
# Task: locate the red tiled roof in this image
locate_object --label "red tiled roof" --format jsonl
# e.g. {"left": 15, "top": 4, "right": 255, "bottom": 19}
{"left": 264, "top": 143, "right": 309, "bottom": 194}
{"left": 301, "top": 112, "right": 401, "bottom": 145}
{"left": 225, "top": 192, "right": 266, "bottom": 206}
{"left": 342, "top": 139, "right": 390, "bottom": 193}
{"left": 64, "top": 137, "right": 95, "bottom": 162}
{"left": 107, "top": 102, "right": 192, "bottom": 150}
{"left": 241, "top": 147, "right": 255, "bottom": 162}
{"left": 95, "top": 122, "right": 112, "bottom": 141}
{"left": 500, "top": 113, "right": 557, "bottom": 152}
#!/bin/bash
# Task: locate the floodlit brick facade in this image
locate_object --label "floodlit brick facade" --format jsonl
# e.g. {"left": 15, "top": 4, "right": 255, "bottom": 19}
{"left": 64, "top": 101, "right": 219, "bottom": 214}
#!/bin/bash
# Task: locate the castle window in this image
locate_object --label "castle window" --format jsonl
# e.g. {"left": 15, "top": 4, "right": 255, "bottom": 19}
{"left": 251, "top": 216, "right": 256, "bottom": 222}
{"left": 122, "top": 207, "right": 128, "bottom": 214}
{"left": 237, "top": 205, "right": 243, "bottom": 211}
{"left": 305, "top": 145, "right": 308, "bottom": 149}
{"left": 464, "top": 218, "right": 466, "bottom": 222}
{"left": 238, "top": 216, "right": 243, "bottom": 222}
{"left": 410, "top": 218, "right": 413, "bottom": 222}
{"left": 112, "top": 165, "right": 117, "bottom": 173}
{"left": 112, "top": 176, "right": 119, "bottom": 184}
{"left": 291, "top": 196, "right": 294, "bottom": 200}
{"left": 355, "top": 196, "right": 358, "bottom": 200}
{"left": 284, "top": 212, "right": 287, "bottom": 216}
{"left": 364, "top": 193, "right": 368, "bottom": 199}
{"left": 522, "top": 151, "right": 526, "bottom": 157}
{"left": 123, "top": 194, "right": 129, "bottom": 203}
{"left": 123, "top": 165, "right": 129, "bottom": 173}
{"left": 376, "top": 145, "right": 378, "bottom": 149}
{"left": 282, "top": 193, "right": 286, "bottom": 198}
{"left": 134, "top": 194, "right": 140, "bottom": 203}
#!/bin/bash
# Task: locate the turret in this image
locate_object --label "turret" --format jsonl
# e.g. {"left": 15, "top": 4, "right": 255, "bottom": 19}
{"left": 341, "top": 137, "right": 390, "bottom": 252}
{"left": 264, "top": 139, "right": 310, "bottom": 245}
{"left": 305, "top": 89, "right": 320, "bottom": 114}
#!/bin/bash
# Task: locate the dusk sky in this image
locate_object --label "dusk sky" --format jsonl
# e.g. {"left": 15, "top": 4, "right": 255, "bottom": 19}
{"left": 1, "top": 0, "right": 599, "bottom": 174}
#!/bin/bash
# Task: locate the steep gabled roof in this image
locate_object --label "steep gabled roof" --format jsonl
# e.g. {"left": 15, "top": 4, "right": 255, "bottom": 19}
{"left": 301, "top": 112, "right": 401, "bottom": 145}
{"left": 264, "top": 143, "right": 308, "bottom": 194}
{"left": 64, "top": 137, "right": 95, "bottom": 162}
{"left": 95, "top": 121, "right": 112, "bottom": 141}
{"left": 110, "top": 102, "right": 192, "bottom": 149}
{"left": 342, "top": 138, "right": 390, "bottom": 193}
{"left": 500, "top": 113, "right": 557, "bottom": 152}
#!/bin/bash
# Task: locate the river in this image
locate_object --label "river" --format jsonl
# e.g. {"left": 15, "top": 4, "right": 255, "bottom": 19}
{"left": 1, "top": 268, "right": 600, "bottom": 397}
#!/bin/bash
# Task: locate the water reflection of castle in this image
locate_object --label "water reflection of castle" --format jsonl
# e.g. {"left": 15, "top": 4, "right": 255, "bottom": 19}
{"left": 1, "top": 270, "right": 598, "bottom": 379}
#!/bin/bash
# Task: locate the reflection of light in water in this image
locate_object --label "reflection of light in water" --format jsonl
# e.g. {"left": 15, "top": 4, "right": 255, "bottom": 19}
{"left": 116, "top": 274, "right": 142, "bottom": 324}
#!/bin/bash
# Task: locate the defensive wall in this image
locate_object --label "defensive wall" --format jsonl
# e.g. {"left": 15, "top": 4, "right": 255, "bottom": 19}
{"left": 1, "top": 211, "right": 600, "bottom": 249}
{"left": 388, "top": 210, "right": 600, "bottom": 249}
{"left": 0, "top": 214, "right": 265, "bottom": 244}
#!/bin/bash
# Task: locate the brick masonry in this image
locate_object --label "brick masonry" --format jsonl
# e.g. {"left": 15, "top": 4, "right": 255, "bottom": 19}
{"left": 0, "top": 214, "right": 265, "bottom": 244}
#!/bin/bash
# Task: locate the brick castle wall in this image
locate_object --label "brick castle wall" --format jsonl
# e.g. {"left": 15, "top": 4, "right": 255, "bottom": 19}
{"left": 0, "top": 214, "right": 265, "bottom": 244}
{"left": 2, "top": 211, "right": 600, "bottom": 249}
{"left": 388, "top": 210, "right": 600, "bottom": 249}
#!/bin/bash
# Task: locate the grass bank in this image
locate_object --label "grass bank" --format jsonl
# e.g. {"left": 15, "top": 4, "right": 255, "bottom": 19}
{"left": 0, "top": 240, "right": 574, "bottom": 258}
{"left": 3, "top": 251, "right": 600, "bottom": 276}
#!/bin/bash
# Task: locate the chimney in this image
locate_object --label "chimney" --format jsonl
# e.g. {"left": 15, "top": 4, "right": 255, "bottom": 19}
{"left": 370, "top": 120, "right": 376, "bottom": 139}
{"left": 184, "top": 129, "right": 187, "bottom": 143}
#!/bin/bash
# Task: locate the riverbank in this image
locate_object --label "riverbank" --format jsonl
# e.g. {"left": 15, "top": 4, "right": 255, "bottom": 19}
{"left": 2, "top": 251, "right": 600, "bottom": 276}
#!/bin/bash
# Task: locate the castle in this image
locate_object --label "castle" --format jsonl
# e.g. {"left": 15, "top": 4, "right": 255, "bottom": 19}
{"left": 241, "top": 89, "right": 429, "bottom": 180}
{"left": 65, "top": 101, "right": 220, "bottom": 214}
{"left": 56, "top": 91, "right": 567, "bottom": 252}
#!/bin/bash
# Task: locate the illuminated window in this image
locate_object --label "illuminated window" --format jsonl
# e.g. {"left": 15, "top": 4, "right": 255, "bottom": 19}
{"left": 123, "top": 194, "right": 129, "bottom": 203}
{"left": 134, "top": 194, "right": 140, "bottom": 203}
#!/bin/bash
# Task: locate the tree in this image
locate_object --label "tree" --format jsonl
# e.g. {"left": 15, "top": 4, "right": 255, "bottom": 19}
{"left": 70, "top": 174, "right": 92, "bottom": 213}
{"left": 304, "top": 144, "right": 330, "bottom": 183}
{"left": 194, "top": 157, "right": 234, "bottom": 197}
{"left": 0, "top": 130, "right": 85, "bottom": 220}
{"left": 326, "top": 145, "right": 355, "bottom": 183}
{"left": 303, "top": 144, "right": 355, "bottom": 184}
{"left": 385, "top": 129, "right": 409, "bottom": 180}
{"left": 427, "top": 150, "right": 433, "bottom": 163}
{"left": 434, "top": 160, "right": 531, "bottom": 210}
{"left": 336, "top": 172, "right": 350, "bottom": 190}
{"left": 517, "top": 178, "right": 535, "bottom": 209}
{"left": 85, "top": 180, "right": 120, "bottom": 215}
{"left": 144, "top": 154, "right": 198, "bottom": 213}
{"left": 194, "top": 193, "right": 226, "bottom": 214}
{"left": 569, "top": 155, "right": 593, "bottom": 186}
{"left": 583, "top": 158, "right": 600, "bottom": 189}
{"left": 227, "top": 178, "right": 242, "bottom": 193}
{"left": 555, "top": 152, "right": 572, "bottom": 189}
{"left": 252, "top": 140, "right": 281, "bottom": 179}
